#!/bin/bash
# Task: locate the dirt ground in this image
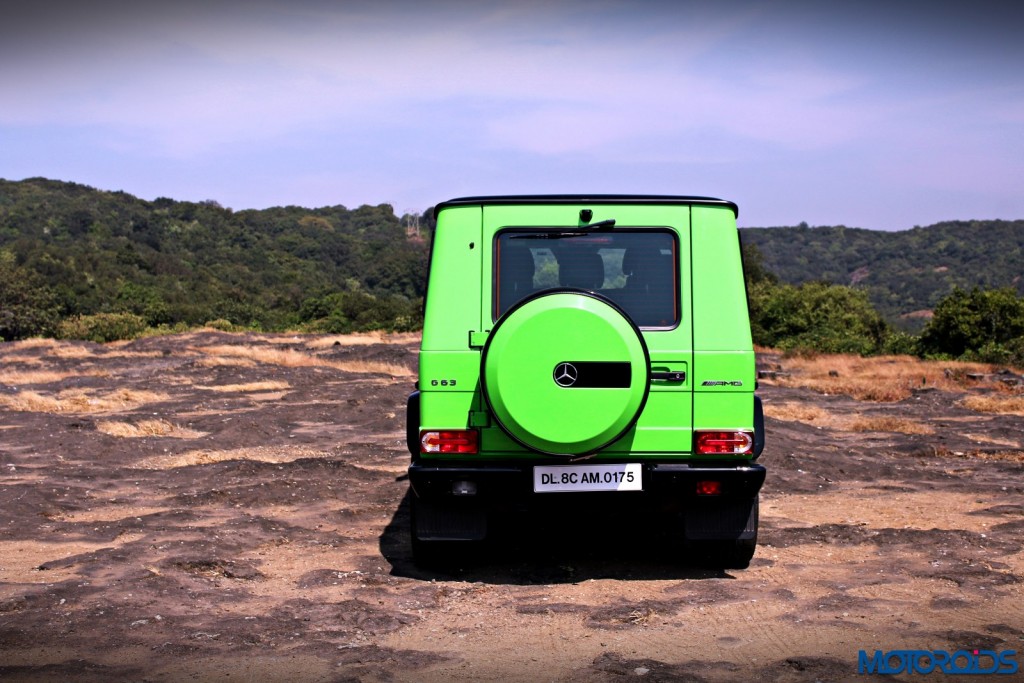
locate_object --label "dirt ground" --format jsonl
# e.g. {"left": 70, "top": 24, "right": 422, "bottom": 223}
{"left": 0, "top": 332, "right": 1021, "bottom": 682}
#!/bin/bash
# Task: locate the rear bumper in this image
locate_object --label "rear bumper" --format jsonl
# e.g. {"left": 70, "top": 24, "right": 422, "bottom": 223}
{"left": 408, "top": 460, "right": 765, "bottom": 504}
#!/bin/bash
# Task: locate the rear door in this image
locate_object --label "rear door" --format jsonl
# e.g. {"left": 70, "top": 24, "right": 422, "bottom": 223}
{"left": 479, "top": 203, "right": 694, "bottom": 458}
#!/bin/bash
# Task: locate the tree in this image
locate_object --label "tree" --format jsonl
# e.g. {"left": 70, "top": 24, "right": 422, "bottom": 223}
{"left": 749, "top": 281, "right": 889, "bottom": 355}
{"left": 740, "top": 241, "right": 777, "bottom": 286}
{"left": 0, "top": 253, "right": 60, "bottom": 340}
{"left": 918, "top": 287, "right": 1024, "bottom": 359}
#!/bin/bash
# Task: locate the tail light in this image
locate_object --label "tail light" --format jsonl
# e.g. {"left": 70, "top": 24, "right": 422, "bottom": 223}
{"left": 694, "top": 430, "right": 754, "bottom": 455}
{"left": 420, "top": 430, "right": 478, "bottom": 454}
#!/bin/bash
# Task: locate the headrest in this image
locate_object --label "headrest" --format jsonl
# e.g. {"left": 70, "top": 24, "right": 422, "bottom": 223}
{"left": 499, "top": 246, "right": 536, "bottom": 283}
{"left": 559, "top": 251, "right": 605, "bottom": 290}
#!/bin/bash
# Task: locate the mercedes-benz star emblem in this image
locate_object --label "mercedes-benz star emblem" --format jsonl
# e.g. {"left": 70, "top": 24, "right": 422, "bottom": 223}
{"left": 553, "top": 362, "right": 578, "bottom": 387}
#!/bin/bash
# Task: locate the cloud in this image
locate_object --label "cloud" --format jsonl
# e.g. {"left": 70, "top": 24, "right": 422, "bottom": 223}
{"left": 1, "top": 0, "right": 1022, "bottom": 226}
{"left": 2, "top": 1, "right": 788, "bottom": 157}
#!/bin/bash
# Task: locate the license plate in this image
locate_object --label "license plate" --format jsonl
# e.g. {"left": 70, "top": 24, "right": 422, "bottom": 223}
{"left": 533, "top": 463, "right": 642, "bottom": 493}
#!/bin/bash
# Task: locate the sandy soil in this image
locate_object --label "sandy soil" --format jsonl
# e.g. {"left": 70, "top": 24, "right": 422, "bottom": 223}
{"left": 0, "top": 332, "right": 1021, "bottom": 682}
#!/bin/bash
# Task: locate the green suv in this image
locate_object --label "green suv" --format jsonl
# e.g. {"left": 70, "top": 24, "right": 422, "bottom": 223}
{"left": 407, "top": 196, "right": 764, "bottom": 567}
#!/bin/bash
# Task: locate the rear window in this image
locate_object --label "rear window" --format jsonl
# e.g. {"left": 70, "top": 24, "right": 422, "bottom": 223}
{"left": 493, "top": 229, "right": 678, "bottom": 328}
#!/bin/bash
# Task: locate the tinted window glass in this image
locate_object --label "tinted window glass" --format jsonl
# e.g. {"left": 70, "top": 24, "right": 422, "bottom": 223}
{"left": 494, "top": 230, "right": 678, "bottom": 328}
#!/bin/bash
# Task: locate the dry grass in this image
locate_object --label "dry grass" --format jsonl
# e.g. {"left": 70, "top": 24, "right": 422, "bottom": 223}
{"left": 103, "top": 350, "right": 169, "bottom": 360}
{"left": 248, "top": 334, "right": 308, "bottom": 346}
{"left": 305, "top": 331, "right": 420, "bottom": 349}
{"left": 927, "top": 446, "right": 1024, "bottom": 463}
{"left": 45, "top": 345, "right": 99, "bottom": 359}
{"left": 196, "top": 345, "right": 316, "bottom": 367}
{"left": 0, "top": 388, "right": 170, "bottom": 414}
{"left": 193, "top": 344, "right": 413, "bottom": 377}
{"left": 766, "top": 354, "right": 1001, "bottom": 402}
{"left": 137, "top": 445, "right": 329, "bottom": 469}
{"left": 4, "top": 338, "right": 61, "bottom": 351}
{"left": 847, "top": 416, "right": 935, "bottom": 435}
{"left": 962, "top": 433, "right": 1021, "bottom": 448}
{"left": 763, "top": 401, "right": 834, "bottom": 424}
{"left": 969, "top": 449, "right": 1024, "bottom": 463}
{"left": 625, "top": 607, "right": 657, "bottom": 626}
{"left": 305, "top": 332, "right": 387, "bottom": 348}
{"left": 0, "top": 355, "right": 44, "bottom": 366}
{"left": 765, "top": 401, "right": 933, "bottom": 434}
{"left": 197, "top": 381, "right": 291, "bottom": 393}
{"left": 333, "top": 359, "right": 414, "bottom": 376}
{"left": 193, "top": 355, "right": 257, "bottom": 368}
{"left": 0, "top": 368, "right": 98, "bottom": 385}
{"left": 959, "top": 394, "right": 1024, "bottom": 416}
{"left": 96, "top": 419, "right": 206, "bottom": 439}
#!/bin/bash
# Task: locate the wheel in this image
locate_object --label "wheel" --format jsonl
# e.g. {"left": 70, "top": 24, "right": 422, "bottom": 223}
{"left": 481, "top": 289, "right": 650, "bottom": 457}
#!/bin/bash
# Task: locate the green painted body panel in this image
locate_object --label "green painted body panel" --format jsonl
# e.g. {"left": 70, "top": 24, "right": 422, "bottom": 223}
{"left": 418, "top": 198, "right": 754, "bottom": 462}
{"left": 419, "top": 390, "right": 476, "bottom": 431}
{"left": 691, "top": 351, "right": 755, "bottom": 392}
{"left": 419, "top": 351, "right": 480, "bottom": 394}
{"left": 603, "top": 392, "right": 694, "bottom": 453}
{"left": 690, "top": 206, "right": 751, "bottom": 352}
{"left": 421, "top": 206, "right": 482, "bottom": 352}
{"left": 474, "top": 390, "right": 693, "bottom": 459}
{"left": 694, "top": 392, "right": 754, "bottom": 431}
{"left": 689, "top": 205, "right": 755, "bottom": 454}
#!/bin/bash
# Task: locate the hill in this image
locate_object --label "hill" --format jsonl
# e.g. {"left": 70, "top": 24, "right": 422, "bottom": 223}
{"left": 741, "top": 221, "right": 1024, "bottom": 326}
{"left": 0, "top": 178, "right": 431, "bottom": 336}
{"left": 3, "top": 178, "right": 1022, "bottom": 337}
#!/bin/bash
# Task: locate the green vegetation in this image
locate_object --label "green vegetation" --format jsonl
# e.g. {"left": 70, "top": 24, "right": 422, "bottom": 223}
{"left": 0, "top": 251, "right": 60, "bottom": 340}
{"left": 1, "top": 177, "right": 1021, "bottom": 365}
{"left": 743, "top": 241, "right": 890, "bottom": 355}
{"left": 56, "top": 312, "right": 150, "bottom": 344}
{"left": 742, "top": 243, "right": 1024, "bottom": 365}
{"left": 748, "top": 281, "right": 888, "bottom": 355}
{"left": 0, "top": 178, "right": 430, "bottom": 341}
{"left": 918, "top": 287, "right": 1024, "bottom": 366}
{"left": 741, "top": 221, "right": 1024, "bottom": 327}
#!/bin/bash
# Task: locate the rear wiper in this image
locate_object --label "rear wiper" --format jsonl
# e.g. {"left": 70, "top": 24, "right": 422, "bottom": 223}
{"left": 579, "top": 219, "right": 616, "bottom": 231}
{"left": 508, "top": 219, "right": 617, "bottom": 240}
{"left": 509, "top": 232, "right": 588, "bottom": 240}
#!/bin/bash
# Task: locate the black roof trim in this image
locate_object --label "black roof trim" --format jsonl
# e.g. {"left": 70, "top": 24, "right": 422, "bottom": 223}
{"left": 434, "top": 194, "right": 738, "bottom": 218}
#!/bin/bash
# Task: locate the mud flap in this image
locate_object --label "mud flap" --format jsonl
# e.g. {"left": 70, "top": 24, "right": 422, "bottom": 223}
{"left": 411, "top": 498, "right": 487, "bottom": 542}
{"left": 753, "top": 395, "right": 765, "bottom": 459}
{"left": 406, "top": 390, "right": 420, "bottom": 457}
{"left": 685, "top": 496, "right": 758, "bottom": 541}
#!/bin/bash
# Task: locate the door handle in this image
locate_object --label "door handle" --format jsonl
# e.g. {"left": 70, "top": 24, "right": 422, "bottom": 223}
{"left": 650, "top": 371, "right": 686, "bottom": 382}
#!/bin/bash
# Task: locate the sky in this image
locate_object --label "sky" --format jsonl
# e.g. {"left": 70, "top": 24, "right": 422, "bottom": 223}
{"left": 1, "top": 0, "right": 1022, "bottom": 231}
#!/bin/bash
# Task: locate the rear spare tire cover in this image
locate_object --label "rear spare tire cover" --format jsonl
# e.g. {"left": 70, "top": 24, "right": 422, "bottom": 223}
{"left": 481, "top": 289, "right": 650, "bottom": 456}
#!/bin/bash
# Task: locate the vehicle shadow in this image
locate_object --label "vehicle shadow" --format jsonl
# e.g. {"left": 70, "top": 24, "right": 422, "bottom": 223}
{"left": 379, "top": 487, "right": 738, "bottom": 584}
